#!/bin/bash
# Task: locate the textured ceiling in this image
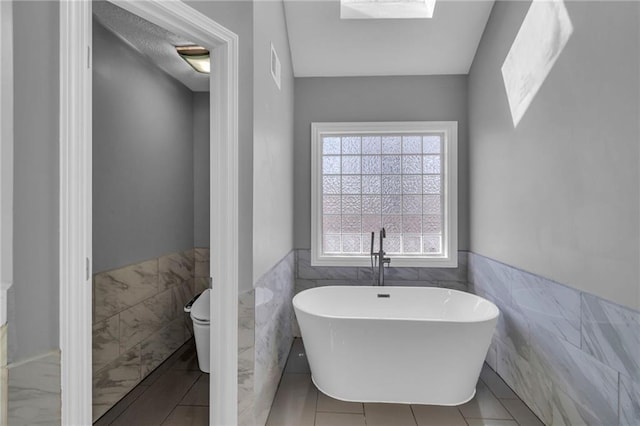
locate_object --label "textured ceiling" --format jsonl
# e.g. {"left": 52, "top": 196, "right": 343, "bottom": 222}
{"left": 93, "top": 1, "right": 209, "bottom": 92}
{"left": 284, "top": 0, "right": 495, "bottom": 77}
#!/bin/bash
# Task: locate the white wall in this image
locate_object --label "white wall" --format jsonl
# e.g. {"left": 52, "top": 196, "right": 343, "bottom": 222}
{"left": 468, "top": 1, "right": 640, "bottom": 309}
{"left": 0, "top": 0, "right": 13, "bottom": 327}
{"left": 193, "top": 92, "right": 210, "bottom": 248}
{"left": 11, "top": 0, "right": 60, "bottom": 362}
{"left": 93, "top": 19, "right": 195, "bottom": 273}
{"left": 252, "top": 0, "right": 295, "bottom": 283}
{"left": 186, "top": 0, "right": 255, "bottom": 292}
{"left": 293, "top": 75, "right": 469, "bottom": 251}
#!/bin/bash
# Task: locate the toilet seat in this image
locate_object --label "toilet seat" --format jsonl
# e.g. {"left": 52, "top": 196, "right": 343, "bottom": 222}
{"left": 192, "top": 316, "right": 209, "bottom": 326}
{"left": 190, "top": 288, "right": 211, "bottom": 323}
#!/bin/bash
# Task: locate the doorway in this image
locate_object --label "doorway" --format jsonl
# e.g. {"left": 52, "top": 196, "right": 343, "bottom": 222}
{"left": 59, "top": 1, "right": 239, "bottom": 425}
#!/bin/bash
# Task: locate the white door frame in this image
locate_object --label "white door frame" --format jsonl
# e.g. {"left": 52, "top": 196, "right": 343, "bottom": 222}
{"left": 59, "top": 1, "right": 239, "bottom": 425}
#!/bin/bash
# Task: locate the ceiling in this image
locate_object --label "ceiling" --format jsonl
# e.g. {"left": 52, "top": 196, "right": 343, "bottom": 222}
{"left": 93, "top": 1, "right": 209, "bottom": 92}
{"left": 93, "top": 0, "right": 495, "bottom": 87}
{"left": 283, "top": 0, "right": 495, "bottom": 77}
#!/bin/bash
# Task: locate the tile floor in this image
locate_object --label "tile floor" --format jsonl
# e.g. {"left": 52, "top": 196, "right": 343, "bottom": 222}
{"left": 94, "top": 337, "right": 544, "bottom": 426}
{"left": 94, "top": 339, "right": 209, "bottom": 426}
{"left": 266, "top": 338, "right": 544, "bottom": 426}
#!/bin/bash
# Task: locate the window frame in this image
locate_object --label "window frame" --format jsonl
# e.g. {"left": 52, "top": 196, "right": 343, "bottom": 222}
{"left": 311, "top": 121, "right": 458, "bottom": 268}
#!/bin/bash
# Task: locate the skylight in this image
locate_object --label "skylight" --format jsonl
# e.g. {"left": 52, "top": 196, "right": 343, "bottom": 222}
{"left": 340, "top": 0, "right": 436, "bottom": 20}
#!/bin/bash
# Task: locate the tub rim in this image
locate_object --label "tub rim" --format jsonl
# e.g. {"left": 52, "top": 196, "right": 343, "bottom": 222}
{"left": 292, "top": 285, "right": 500, "bottom": 324}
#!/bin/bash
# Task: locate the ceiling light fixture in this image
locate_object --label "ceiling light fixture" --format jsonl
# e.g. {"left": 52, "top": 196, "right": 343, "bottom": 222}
{"left": 176, "top": 45, "right": 210, "bottom": 74}
{"left": 340, "top": 0, "right": 436, "bottom": 20}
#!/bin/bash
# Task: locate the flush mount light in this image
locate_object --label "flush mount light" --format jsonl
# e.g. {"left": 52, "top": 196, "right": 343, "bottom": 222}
{"left": 176, "top": 45, "right": 210, "bottom": 74}
{"left": 340, "top": 0, "right": 436, "bottom": 19}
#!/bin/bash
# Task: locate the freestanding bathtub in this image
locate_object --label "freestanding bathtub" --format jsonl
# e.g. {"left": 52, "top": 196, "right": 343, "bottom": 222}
{"left": 293, "top": 286, "right": 499, "bottom": 405}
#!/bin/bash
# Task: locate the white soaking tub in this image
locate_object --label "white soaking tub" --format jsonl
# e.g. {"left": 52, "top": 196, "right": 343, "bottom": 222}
{"left": 293, "top": 286, "right": 499, "bottom": 405}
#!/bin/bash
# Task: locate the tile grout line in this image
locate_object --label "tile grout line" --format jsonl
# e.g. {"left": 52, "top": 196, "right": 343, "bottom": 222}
{"left": 409, "top": 404, "right": 418, "bottom": 426}
{"left": 105, "top": 385, "right": 150, "bottom": 426}
{"left": 177, "top": 372, "right": 204, "bottom": 406}
{"left": 158, "top": 404, "right": 179, "bottom": 426}
{"left": 478, "top": 375, "right": 518, "bottom": 423}
{"left": 313, "top": 376, "right": 319, "bottom": 426}
{"left": 485, "top": 367, "right": 545, "bottom": 425}
{"left": 456, "top": 406, "right": 470, "bottom": 426}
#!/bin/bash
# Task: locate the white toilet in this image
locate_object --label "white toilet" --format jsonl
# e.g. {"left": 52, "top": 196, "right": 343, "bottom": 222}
{"left": 188, "top": 289, "right": 211, "bottom": 373}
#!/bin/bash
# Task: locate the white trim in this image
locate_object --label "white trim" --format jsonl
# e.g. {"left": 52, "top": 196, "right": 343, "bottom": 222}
{"left": 60, "top": 1, "right": 239, "bottom": 425}
{"left": 60, "top": 1, "right": 92, "bottom": 424}
{"left": 208, "top": 19, "right": 240, "bottom": 426}
{"left": 310, "top": 121, "right": 458, "bottom": 268}
{"left": 0, "top": 0, "right": 13, "bottom": 327}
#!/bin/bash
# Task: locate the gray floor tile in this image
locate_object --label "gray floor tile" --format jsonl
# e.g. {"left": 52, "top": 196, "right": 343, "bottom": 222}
{"left": 110, "top": 369, "right": 201, "bottom": 426}
{"left": 161, "top": 405, "right": 209, "bottom": 426}
{"left": 93, "top": 384, "right": 148, "bottom": 426}
{"left": 411, "top": 405, "right": 467, "bottom": 426}
{"left": 266, "top": 374, "right": 318, "bottom": 426}
{"left": 171, "top": 341, "right": 200, "bottom": 371}
{"left": 480, "top": 364, "right": 518, "bottom": 399}
{"left": 284, "top": 338, "right": 311, "bottom": 374}
{"left": 138, "top": 342, "right": 192, "bottom": 387}
{"left": 364, "top": 403, "right": 417, "bottom": 426}
{"left": 315, "top": 412, "right": 367, "bottom": 426}
{"left": 500, "top": 399, "right": 544, "bottom": 426}
{"left": 458, "top": 381, "right": 513, "bottom": 420}
{"left": 465, "top": 419, "right": 519, "bottom": 426}
{"left": 180, "top": 374, "right": 209, "bottom": 406}
{"left": 317, "top": 391, "right": 364, "bottom": 413}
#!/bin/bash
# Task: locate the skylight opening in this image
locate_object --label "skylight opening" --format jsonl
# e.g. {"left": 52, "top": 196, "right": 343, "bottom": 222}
{"left": 340, "top": 0, "right": 436, "bottom": 20}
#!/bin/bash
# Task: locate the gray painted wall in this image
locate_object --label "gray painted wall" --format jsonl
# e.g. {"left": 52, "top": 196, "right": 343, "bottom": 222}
{"left": 187, "top": 1, "right": 254, "bottom": 292}
{"left": 468, "top": 1, "right": 640, "bottom": 309}
{"left": 92, "top": 20, "right": 194, "bottom": 273}
{"left": 193, "top": 92, "right": 210, "bottom": 248}
{"left": 293, "top": 75, "right": 469, "bottom": 251}
{"left": 252, "top": 0, "right": 295, "bottom": 283}
{"left": 10, "top": 0, "right": 60, "bottom": 362}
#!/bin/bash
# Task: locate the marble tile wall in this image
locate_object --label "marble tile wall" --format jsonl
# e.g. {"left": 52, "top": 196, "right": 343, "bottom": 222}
{"left": 254, "top": 252, "right": 295, "bottom": 426}
{"left": 92, "top": 249, "right": 202, "bottom": 421}
{"left": 0, "top": 324, "right": 7, "bottom": 425}
{"left": 469, "top": 252, "right": 640, "bottom": 426}
{"left": 239, "top": 251, "right": 295, "bottom": 426}
{"left": 7, "top": 350, "right": 61, "bottom": 425}
{"left": 194, "top": 248, "right": 211, "bottom": 293}
{"left": 238, "top": 289, "right": 255, "bottom": 426}
{"left": 296, "top": 249, "right": 468, "bottom": 291}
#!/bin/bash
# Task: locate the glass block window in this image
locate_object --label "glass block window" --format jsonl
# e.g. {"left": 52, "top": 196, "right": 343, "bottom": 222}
{"left": 311, "top": 122, "right": 458, "bottom": 268}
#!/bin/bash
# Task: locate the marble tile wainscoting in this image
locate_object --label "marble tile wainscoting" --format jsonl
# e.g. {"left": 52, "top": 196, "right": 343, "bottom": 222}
{"left": 238, "top": 288, "right": 256, "bottom": 426}
{"left": 7, "top": 350, "right": 61, "bottom": 425}
{"left": 92, "top": 249, "right": 209, "bottom": 421}
{"left": 0, "top": 323, "right": 6, "bottom": 424}
{"left": 469, "top": 253, "right": 640, "bottom": 426}
{"left": 296, "top": 249, "right": 468, "bottom": 291}
{"left": 239, "top": 251, "right": 295, "bottom": 426}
